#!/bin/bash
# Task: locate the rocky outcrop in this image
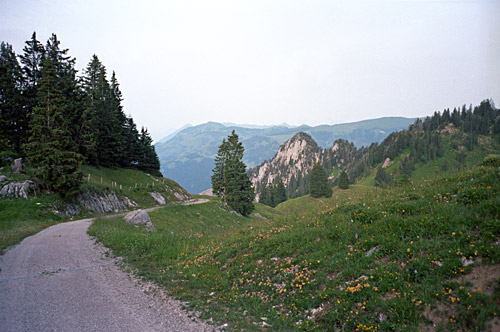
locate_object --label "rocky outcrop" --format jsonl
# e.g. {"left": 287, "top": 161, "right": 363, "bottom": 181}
{"left": 174, "top": 192, "right": 190, "bottom": 201}
{"left": 0, "top": 175, "right": 7, "bottom": 183}
{"left": 149, "top": 192, "right": 166, "bottom": 205}
{"left": 11, "top": 158, "right": 24, "bottom": 174}
{"left": 248, "top": 132, "right": 323, "bottom": 199}
{"left": 0, "top": 181, "right": 38, "bottom": 199}
{"left": 62, "top": 190, "right": 138, "bottom": 216}
{"left": 124, "top": 209, "right": 155, "bottom": 231}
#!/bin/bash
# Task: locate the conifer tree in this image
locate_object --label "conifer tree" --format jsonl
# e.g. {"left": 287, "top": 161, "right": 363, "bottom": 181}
{"left": 137, "top": 127, "right": 161, "bottom": 175}
{"left": 0, "top": 42, "right": 24, "bottom": 156}
{"left": 272, "top": 177, "right": 287, "bottom": 206}
{"left": 212, "top": 131, "right": 254, "bottom": 215}
{"left": 24, "top": 59, "right": 82, "bottom": 197}
{"left": 374, "top": 167, "right": 391, "bottom": 188}
{"left": 309, "top": 163, "right": 332, "bottom": 198}
{"left": 338, "top": 170, "right": 349, "bottom": 190}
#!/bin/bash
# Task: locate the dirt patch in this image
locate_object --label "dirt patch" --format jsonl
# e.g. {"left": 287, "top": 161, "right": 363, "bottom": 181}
{"left": 485, "top": 317, "right": 500, "bottom": 332}
{"left": 452, "top": 263, "right": 500, "bottom": 296}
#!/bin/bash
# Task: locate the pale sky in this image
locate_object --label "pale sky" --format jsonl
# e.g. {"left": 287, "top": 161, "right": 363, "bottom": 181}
{"left": 2, "top": 0, "right": 499, "bottom": 141}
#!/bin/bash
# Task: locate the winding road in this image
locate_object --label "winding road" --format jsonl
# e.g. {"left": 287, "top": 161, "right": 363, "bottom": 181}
{"left": 0, "top": 209, "right": 212, "bottom": 332}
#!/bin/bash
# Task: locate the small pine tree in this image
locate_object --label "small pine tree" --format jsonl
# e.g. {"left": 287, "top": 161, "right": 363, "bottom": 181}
{"left": 309, "top": 163, "right": 332, "bottom": 198}
{"left": 374, "top": 167, "right": 391, "bottom": 188}
{"left": 338, "top": 170, "right": 349, "bottom": 190}
{"left": 272, "top": 177, "right": 287, "bottom": 206}
{"left": 211, "top": 130, "right": 254, "bottom": 215}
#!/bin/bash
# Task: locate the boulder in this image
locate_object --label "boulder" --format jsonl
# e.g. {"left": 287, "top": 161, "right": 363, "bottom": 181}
{"left": 149, "top": 192, "right": 166, "bottom": 205}
{"left": 124, "top": 209, "right": 155, "bottom": 231}
{"left": 174, "top": 192, "right": 190, "bottom": 201}
{"left": 61, "top": 191, "right": 138, "bottom": 216}
{"left": 0, "top": 175, "right": 7, "bottom": 183}
{"left": 11, "top": 158, "right": 24, "bottom": 174}
{"left": 0, "top": 180, "right": 38, "bottom": 199}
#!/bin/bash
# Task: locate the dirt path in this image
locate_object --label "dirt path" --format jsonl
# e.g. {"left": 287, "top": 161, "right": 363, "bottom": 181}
{"left": 0, "top": 203, "right": 212, "bottom": 332}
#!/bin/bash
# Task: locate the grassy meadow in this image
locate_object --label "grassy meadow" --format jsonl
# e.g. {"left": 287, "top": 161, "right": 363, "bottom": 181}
{"left": 89, "top": 158, "right": 500, "bottom": 331}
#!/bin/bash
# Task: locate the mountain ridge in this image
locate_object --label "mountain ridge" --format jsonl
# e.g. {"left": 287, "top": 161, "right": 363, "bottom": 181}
{"left": 155, "top": 117, "right": 417, "bottom": 194}
{"left": 249, "top": 100, "right": 500, "bottom": 200}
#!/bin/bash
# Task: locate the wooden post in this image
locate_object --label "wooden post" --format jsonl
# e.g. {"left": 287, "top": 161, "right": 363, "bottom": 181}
{"left": 101, "top": 177, "right": 103, "bottom": 184}
{"left": 120, "top": 184, "right": 122, "bottom": 190}
{"left": 87, "top": 174, "right": 90, "bottom": 182}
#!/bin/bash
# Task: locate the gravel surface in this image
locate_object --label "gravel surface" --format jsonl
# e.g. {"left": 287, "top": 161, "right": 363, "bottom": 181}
{"left": 0, "top": 218, "right": 215, "bottom": 332}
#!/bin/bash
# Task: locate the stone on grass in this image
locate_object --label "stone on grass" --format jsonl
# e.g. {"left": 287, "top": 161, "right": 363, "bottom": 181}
{"left": 149, "top": 192, "right": 166, "bottom": 205}
{"left": 124, "top": 209, "right": 155, "bottom": 231}
{"left": 0, "top": 180, "right": 37, "bottom": 199}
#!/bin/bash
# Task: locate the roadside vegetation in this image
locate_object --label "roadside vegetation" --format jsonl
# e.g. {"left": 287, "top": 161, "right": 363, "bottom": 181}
{"left": 0, "top": 166, "right": 183, "bottom": 254}
{"left": 89, "top": 157, "right": 500, "bottom": 331}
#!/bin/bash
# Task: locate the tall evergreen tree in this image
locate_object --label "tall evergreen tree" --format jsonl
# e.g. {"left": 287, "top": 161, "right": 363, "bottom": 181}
{"left": 137, "top": 127, "right": 161, "bottom": 175}
{"left": 212, "top": 131, "right": 254, "bottom": 215}
{"left": 309, "top": 163, "right": 332, "bottom": 198}
{"left": 0, "top": 42, "right": 24, "bottom": 156}
{"left": 24, "top": 59, "right": 82, "bottom": 197}
{"left": 212, "top": 138, "right": 229, "bottom": 199}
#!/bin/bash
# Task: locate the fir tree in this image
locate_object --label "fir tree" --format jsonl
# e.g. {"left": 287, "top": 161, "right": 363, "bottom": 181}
{"left": 24, "top": 59, "right": 82, "bottom": 197}
{"left": 137, "top": 127, "right": 161, "bottom": 175}
{"left": 309, "top": 163, "right": 332, "bottom": 198}
{"left": 338, "top": 170, "right": 349, "bottom": 189}
{"left": 212, "top": 130, "right": 254, "bottom": 215}
{"left": 272, "top": 177, "right": 287, "bottom": 206}
{"left": 0, "top": 42, "right": 24, "bottom": 156}
{"left": 374, "top": 167, "right": 391, "bottom": 188}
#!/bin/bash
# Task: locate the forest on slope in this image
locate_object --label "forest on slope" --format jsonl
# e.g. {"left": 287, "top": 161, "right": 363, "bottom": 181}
{"left": 0, "top": 32, "right": 160, "bottom": 196}
{"left": 249, "top": 100, "right": 500, "bottom": 200}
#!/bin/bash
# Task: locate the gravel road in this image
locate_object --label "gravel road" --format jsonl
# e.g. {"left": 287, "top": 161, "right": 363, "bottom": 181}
{"left": 0, "top": 217, "right": 214, "bottom": 332}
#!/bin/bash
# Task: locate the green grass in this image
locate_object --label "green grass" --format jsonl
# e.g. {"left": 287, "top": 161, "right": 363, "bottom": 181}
{"left": 81, "top": 165, "right": 188, "bottom": 206}
{"left": 0, "top": 193, "right": 66, "bottom": 254}
{"left": 89, "top": 158, "right": 500, "bottom": 331}
{"left": 0, "top": 165, "right": 186, "bottom": 254}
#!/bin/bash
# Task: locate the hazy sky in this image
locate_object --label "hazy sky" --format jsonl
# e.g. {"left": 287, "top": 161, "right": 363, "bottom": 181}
{"left": 2, "top": 0, "right": 499, "bottom": 141}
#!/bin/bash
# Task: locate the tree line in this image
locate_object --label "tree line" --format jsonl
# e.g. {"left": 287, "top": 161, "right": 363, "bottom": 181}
{"left": 0, "top": 32, "right": 160, "bottom": 196}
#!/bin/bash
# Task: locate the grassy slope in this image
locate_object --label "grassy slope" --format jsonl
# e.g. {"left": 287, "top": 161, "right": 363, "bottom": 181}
{"left": 89, "top": 159, "right": 500, "bottom": 331}
{"left": 0, "top": 166, "right": 185, "bottom": 254}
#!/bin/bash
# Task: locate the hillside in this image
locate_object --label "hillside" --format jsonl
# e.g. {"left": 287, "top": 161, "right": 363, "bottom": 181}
{"left": 250, "top": 100, "right": 500, "bottom": 199}
{"left": 89, "top": 156, "right": 500, "bottom": 331}
{"left": 155, "top": 117, "right": 415, "bottom": 194}
{"left": 0, "top": 166, "right": 190, "bottom": 254}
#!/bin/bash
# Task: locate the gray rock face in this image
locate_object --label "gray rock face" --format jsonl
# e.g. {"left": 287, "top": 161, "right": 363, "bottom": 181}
{"left": 124, "top": 209, "right": 155, "bottom": 231}
{"left": 0, "top": 175, "right": 7, "bottom": 183}
{"left": 149, "top": 192, "right": 166, "bottom": 205}
{"left": 174, "top": 192, "right": 189, "bottom": 201}
{"left": 0, "top": 180, "right": 38, "bottom": 199}
{"left": 62, "top": 191, "right": 138, "bottom": 216}
{"left": 11, "top": 158, "right": 24, "bottom": 174}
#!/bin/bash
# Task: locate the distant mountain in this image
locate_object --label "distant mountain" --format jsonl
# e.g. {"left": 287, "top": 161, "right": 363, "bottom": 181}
{"left": 249, "top": 100, "right": 500, "bottom": 200}
{"left": 156, "top": 124, "right": 193, "bottom": 144}
{"left": 155, "top": 117, "right": 416, "bottom": 194}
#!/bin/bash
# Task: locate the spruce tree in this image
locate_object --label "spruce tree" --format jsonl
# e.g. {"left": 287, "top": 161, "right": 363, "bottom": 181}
{"left": 374, "top": 167, "right": 391, "bottom": 188}
{"left": 212, "top": 130, "right": 254, "bottom": 216}
{"left": 309, "top": 163, "right": 332, "bottom": 198}
{"left": 272, "top": 177, "right": 287, "bottom": 206}
{"left": 24, "top": 59, "right": 82, "bottom": 197}
{"left": 0, "top": 42, "right": 24, "bottom": 156}
{"left": 338, "top": 170, "right": 349, "bottom": 190}
{"left": 212, "top": 138, "right": 229, "bottom": 199}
